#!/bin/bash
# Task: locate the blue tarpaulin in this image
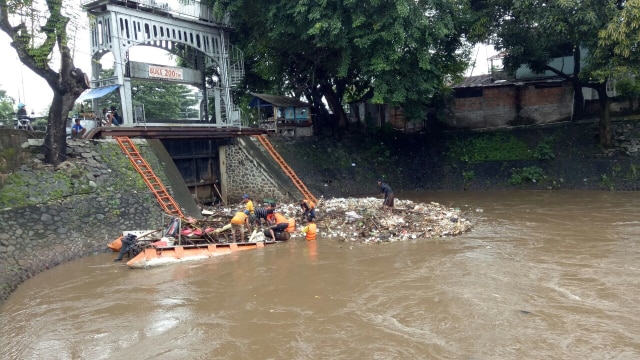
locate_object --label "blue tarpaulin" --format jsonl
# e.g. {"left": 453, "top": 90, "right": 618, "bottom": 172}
{"left": 77, "top": 85, "right": 120, "bottom": 101}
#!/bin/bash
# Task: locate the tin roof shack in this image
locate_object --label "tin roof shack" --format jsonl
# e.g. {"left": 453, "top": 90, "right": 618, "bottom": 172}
{"left": 249, "top": 93, "right": 312, "bottom": 137}
{"left": 447, "top": 74, "right": 574, "bottom": 129}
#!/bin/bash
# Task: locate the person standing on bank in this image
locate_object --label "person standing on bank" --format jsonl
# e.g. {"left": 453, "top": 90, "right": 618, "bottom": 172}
{"left": 377, "top": 179, "right": 394, "bottom": 214}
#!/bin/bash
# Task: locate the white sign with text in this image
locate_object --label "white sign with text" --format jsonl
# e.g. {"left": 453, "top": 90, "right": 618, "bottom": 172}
{"left": 148, "top": 65, "right": 183, "bottom": 80}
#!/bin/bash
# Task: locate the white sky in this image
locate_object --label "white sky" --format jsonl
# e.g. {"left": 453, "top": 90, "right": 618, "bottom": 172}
{"left": 0, "top": 32, "right": 176, "bottom": 116}
{"left": 466, "top": 43, "right": 499, "bottom": 77}
{"left": 1, "top": 16, "right": 497, "bottom": 116}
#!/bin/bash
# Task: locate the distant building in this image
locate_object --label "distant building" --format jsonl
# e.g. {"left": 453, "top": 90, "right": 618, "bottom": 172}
{"left": 447, "top": 74, "right": 574, "bottom": 129}
{"left": 249, "top": 93, "right": 312, "bottom": 137}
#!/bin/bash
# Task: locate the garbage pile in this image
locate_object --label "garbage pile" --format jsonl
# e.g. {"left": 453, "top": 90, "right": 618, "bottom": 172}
{"left": 202, "top": 197, "right": 474, "bottom": 244}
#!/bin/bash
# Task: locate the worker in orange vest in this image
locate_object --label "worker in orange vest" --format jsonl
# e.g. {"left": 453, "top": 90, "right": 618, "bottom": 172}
{"left": 301, "top": 218, "right": 317, "bottom": 241}
{"left": 268, "top": 212, "right": 289, "bottom": 240}
{"left": 299, "top": 199, "right": 316, "bottom": 222}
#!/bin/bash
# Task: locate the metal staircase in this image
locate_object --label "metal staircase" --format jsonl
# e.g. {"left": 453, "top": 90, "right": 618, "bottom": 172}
{"left": 115, "top": 136, "right": 185, "bottom": 218}
{"left": 254, "top": 135, "right": 318, "bottom": 204}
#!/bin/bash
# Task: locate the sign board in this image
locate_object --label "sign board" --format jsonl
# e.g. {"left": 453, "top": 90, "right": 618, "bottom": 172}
{"left": 148, "top": 65, "right": 183, "bottom": 80}
{"left": 129, "top": 61, "right": 201, "bottom": 86}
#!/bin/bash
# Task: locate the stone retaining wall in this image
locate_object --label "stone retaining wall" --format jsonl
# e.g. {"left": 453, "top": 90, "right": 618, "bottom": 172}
{"left": 0, "top": 139, "right": 165, "bottom": 305}
{"left": 223, "top": 140, "right": 291, "bottom": 204}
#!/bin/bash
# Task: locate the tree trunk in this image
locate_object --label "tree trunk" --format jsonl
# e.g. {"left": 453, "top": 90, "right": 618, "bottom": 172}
{"left": 572, "top": 83, "right": 585, "bottom": 121}
{"left": 322, "top": 84, "right": 348, "bottom": 130}
{"left": 571, "top": 48, "right": 585, "bottom": 121}
{"left": 596, "top": 86, "right": 612, "bottom": 148}
{"left": 44, "top": 92, "right": 76, "bottom": 164}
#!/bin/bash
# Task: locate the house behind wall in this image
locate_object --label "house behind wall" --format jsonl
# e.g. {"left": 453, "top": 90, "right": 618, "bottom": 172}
{"left": 448, "top": 76, "right": 574, "bottom": 129}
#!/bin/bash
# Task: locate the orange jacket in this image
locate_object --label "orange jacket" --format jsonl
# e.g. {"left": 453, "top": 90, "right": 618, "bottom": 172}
{"left": 286, "top": 217, "right": 296, "bottom": 233}
{"left": 301, "top": 200, "right": 315, "bottom": 211}
{"left": 274, "top": 213, "right": 288, "bottom": 225}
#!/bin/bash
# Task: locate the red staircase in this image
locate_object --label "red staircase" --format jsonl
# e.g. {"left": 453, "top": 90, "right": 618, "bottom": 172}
{"left": 115, "top": 136, "right": 185, "bottom": 218}
{"left": 254, "top": 135, "right": 318, "bottom": 204}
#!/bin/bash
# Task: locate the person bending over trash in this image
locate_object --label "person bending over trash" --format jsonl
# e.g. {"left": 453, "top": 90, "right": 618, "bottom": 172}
{"left": 230, "top": 211, "right": 251, "bottom": 242}
{"left": 299, "top": 199, "right": 316, "bottom": 222}
{"left": 377, "top": 179, "right": 394, "bottom": 214}
{"left": 253, "top": 203, "right": 274, "bottom": 227}
{"left": 268, "top": 212, "right": 289, "bottom": 240}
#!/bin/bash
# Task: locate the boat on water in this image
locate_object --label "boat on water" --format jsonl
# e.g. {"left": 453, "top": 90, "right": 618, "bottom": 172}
{"left": 108, "top": 216, "right": 290, "bottom": 269}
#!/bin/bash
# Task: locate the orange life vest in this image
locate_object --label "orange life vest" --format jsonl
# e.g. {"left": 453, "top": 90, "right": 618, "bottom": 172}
{"left": 274, "top": 213, "right": 287, "bottom": 225}
{"left": 304, "top": 223, "right": 317, "bottom": 241}
{"left": 286, "top": 217, "right": 296, "bottom": 233}
{"left": 302, "top": 199, "right": 315, "bottom": 210}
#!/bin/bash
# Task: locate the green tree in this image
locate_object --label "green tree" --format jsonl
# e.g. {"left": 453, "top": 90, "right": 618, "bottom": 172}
{"left": 599, "top": 0, "right": 640, "bottom": 113}
{"left": 0, "top": 88, "right": 15, "bottom": 120}
{"left": 81, "top": 69, "right": 198, "bottom": 120}
{"left": 218, "top": 0, "right": 471, "bottom": 131}
{"left": 131, "top": 81, "right": 198, "bottom": 120}
{"left": 470, "top": 0, "right": 621, "bottom": 148}
{"left": 0, "top": 0, "right": 90, "bottom": 164}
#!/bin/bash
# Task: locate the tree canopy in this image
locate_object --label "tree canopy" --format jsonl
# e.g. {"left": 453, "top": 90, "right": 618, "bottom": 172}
{"left": 130, "top": 81, "right": 199, "bottom": 120}
{"left": 469, "top": 0, "right": 629, "bottom": 147}
{"left": 217, "top": 0, "right": 472, "bottom": 130}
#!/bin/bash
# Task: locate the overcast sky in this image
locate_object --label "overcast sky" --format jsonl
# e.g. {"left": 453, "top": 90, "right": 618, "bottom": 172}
{"left": 0, "top": 32, "right": 175, "bottom": 116}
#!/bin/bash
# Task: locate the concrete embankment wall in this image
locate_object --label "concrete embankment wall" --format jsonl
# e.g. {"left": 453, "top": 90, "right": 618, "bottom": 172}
{"left": 0, "top": 134, "right": 302, "bottom": 306}
{"left": 222, "top": 137, "right": 302, "bottom": 204}
{"left": 0, "top": 139, "right": 167, "bottom": 305}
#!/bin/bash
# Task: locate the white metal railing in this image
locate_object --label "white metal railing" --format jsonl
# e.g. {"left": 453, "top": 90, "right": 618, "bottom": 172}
{"left": 91, "top": 76, "right": 119, "bottom": 88}
{"left": 82, "top": 0, "right": 231, "bottom": 26}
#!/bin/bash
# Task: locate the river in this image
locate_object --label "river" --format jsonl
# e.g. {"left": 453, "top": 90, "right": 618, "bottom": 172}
{"left": 1, "top": 191, "right": 639, "bottom": 359}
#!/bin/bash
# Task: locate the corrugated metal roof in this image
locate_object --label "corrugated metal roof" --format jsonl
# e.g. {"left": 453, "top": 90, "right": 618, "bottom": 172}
{"left": 249, "top": 93, "right": 310, "bottom": 108}
{"left": 452, "top": 74, "right": 566, "bottom": 89}
{"left": 452, "top": 74, "right": 496, "bottom": 88}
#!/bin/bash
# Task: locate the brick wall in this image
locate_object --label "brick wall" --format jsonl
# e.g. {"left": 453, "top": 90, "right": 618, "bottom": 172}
{"left": 449, "top": 83, "right": 573, "bottom": 129}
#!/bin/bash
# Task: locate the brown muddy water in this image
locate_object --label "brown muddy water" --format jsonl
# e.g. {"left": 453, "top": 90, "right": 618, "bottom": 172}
{"left": 1, "top": 191, "right": 639, "bottom": 360}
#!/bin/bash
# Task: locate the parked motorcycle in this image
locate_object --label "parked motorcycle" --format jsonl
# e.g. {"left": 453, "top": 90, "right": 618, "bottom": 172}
{"left": 14, "top": 116, "right": 34, "bottom": 131}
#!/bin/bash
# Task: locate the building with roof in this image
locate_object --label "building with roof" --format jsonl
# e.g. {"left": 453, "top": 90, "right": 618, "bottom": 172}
{"left": 249, "top": 93, "right": 312, "bottom": 137}
{"left": 447, "top": 73, "right": 574, "bottom": 129}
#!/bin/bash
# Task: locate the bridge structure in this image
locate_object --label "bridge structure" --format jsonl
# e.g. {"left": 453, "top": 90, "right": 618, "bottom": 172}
{"left": 81, "top": 0, "right": 244, "bottom": 128}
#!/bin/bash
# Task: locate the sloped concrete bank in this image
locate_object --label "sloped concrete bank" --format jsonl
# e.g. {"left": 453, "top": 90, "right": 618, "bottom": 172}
{"left": 0, "top": 139, "right": 167, "bottom": 305}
